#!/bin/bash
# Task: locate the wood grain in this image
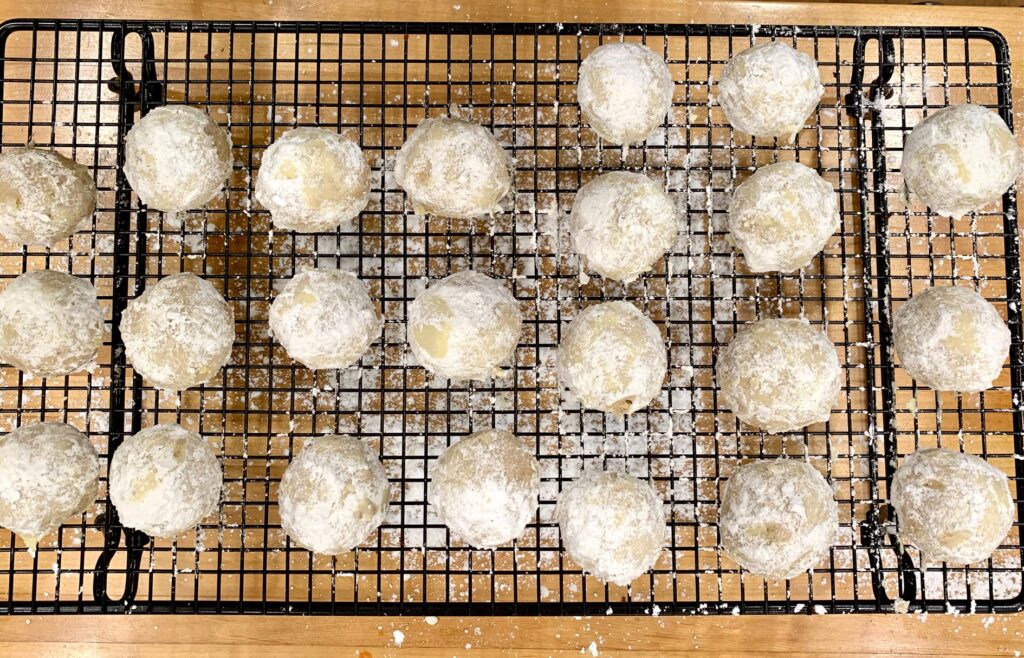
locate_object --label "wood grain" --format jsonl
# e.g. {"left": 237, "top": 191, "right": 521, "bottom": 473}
{"left": 0, "top": 0, "right": 1021, "bottom": 656}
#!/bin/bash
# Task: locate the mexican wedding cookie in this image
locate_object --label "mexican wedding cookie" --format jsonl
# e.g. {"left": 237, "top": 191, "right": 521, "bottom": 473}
{"left": 109, "top": 424, "right": 222, "bottom": 538}
{"left": 569, "top": 172, "right": 677, "bottom": 283}
{"left": 123, "top": 105, "right": 234, "bottom": 212}
{"left": 394, "top": 117, "right": 511, "bottom": 218}
{"left": 0, "top": 147, "right": 96, "bottom": 246}
{"left": 430, "top": 429, "right": 540, "bottom": 548}
{"left": 255, "top": 127, "right": 371, "bottom": 232}
{"left": 718, "top": 319, "right": 841, "bottom": 432}
{"left": 120, "top": 272, "right": 235, "bottom": 391}
{"left": 719, "top": 460, "right": 838, "bottom": 579}
{"left": 407, "top": 270, "right": 522, "bottom": 380}
{"left": 891, "top": 448, "right": 1013, "bottom": 564}
{"left": 0, "top": 422, "right": 99, "bottom": 553}
{"left": 728, "top": 161, "right": 839, "bottom": 273}
{"left": 893, "top": 286, "right": 1010, "bottom": 392}
{"left": 278, "top": 435, "right": 390, "bottom": 555}
{"left": 0, "top": 270, "right": 105, "bottom": 378}
{"left": 901, "top": 104, "right": 1023, "bottom": 218}
{"left": 717, "top": 41, "right": 824, "bottom": 139}
{"left": 577, "top": 42, "right": 674, "bottom": 145}
{"left": 269, "top": 269, "right": 381, "bottom": 370}
{"left": 556, "top": 470, "right": 666, "bottom": 585}
{"left": 558, "top": 301, "right": 666, "bottom": 414}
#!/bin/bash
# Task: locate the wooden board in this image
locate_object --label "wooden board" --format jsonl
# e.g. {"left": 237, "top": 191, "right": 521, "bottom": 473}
{"left": 0, "top": 0, "right": 1021, "bottom": 656}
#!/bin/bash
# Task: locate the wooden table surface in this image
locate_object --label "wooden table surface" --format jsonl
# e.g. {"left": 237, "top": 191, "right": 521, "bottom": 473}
{"left": 0, "top": 0, "right": 1023, "bottom": 656}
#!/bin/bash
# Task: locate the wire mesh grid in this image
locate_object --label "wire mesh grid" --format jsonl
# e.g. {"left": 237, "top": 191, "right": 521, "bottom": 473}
{"left": 0, "top": 20, "right": 1020, "bottom": 615}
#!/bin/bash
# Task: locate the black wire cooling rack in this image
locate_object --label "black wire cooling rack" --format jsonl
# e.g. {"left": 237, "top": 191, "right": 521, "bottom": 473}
{"left": 0, "top": 19, "right": 1020, "bottom": 616}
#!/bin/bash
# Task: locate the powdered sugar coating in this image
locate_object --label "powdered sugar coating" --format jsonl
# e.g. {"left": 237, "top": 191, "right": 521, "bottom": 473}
{"left": 901, "top": 104, "right": 1023, "bottom": 218}
{"left": 0, "top": 270, "right": 105, "bottom": 378}
{"left": 717, "top": 41, "right": 824, "bottom": 140}
{"left": 407, "top": 270, "right": 522, "bottom": 381}
{"left": 557, "top": 301, "right": 666, "bottom": 415}
{"left": 124, "top": 105, "right": 233, "bottom": 212}
{"left": 109, "top": 424, "right": 223, "bottom": 539}
{"left": 556, "top": 470, "right": 666, "bottom": 586}
{"left": 577, "top": 42, "right": 674, "bottom": 145}
{"left": 430, "top": 429, "right": 540, "bottom": 548}
{"left": 893, "top": 286, "right": 1010, "bottom": 392}
{"left": 0, "top": 147, "right": 96, "bottom": 246}
{"left": 717, "top": 318, "right": 841, "bottom": 432}
{"left": 0, "top": 422, "right": 99, "bottom": 554}
{"left": 255, "top": 127, "right": 371, "bottom": 232}
{"left": 120, "top": 272, "right": 235, "bottom": 391}
{"left": 719, "top": 459, "right": 838, "bottom": 579}
{"left": 569, "top": 171, "right": 678, "bottom": 283}
{"left": 891, "top": 448, "right": 1013, "bottom": 564}
{"left": 278, "top": 435, "right": 390, "bottom": 555}
{"left": 394, "top": 117, "right": 511, "bottom": 218}
{"left": 269, "top": 269, "right": 381, "bottom": 371}
{"left": 728, "top": 161, "right": 839, "bottom": 273}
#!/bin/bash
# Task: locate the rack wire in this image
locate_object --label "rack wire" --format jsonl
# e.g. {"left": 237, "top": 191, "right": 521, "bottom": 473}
{"left": 0, "top": 20, "right": 1020, "bottom": 616}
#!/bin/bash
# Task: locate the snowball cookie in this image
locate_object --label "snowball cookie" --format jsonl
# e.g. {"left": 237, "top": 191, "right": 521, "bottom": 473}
{"left": 569, "top": 172, "right": 677, "bottom": 283}
{"left": 577, "top": 42, "right": 674, "bottom": 145}
{"left": 0, "top": 270, "right": 105, "bottom": 378}
{"left": 255, "top": 127, "right": 371, "bottom": 232}
{"left": 0, "top": 147, "right": 96, "bottom": 246}
{"left": 109, "top": 424, "right": 222, "bottom": 538}
{"left": 278, "top": 435, "right": 390, "bottom": 555}
{"left": 394, "top": 117, "right": 511, "bottom": 218}
{"left": 556, "top": 470, "right": 666, "bottom": 585}
{"left": 0, "top": 422, "right": 99, "bottom": 553}
{"left": 728, "top": 161, "right": 839, "bottom": 273}
{"left": 557, "top": 301, "right": 666, "bottom": 414}
{"left": 407, "top": 270, "right": 522, "bottom": 380}
{"left": 719, "top": 459, "right": 838, "bottom": 579}
{"left": 718, "top": 319, "right": 841, "bottom": 432}
{"left": 120, "top": 272, "right": 235, "bottom": 391}
{"left": 123, "top": 105, "right": 233, "bottom": 212}
{"left": 901, "top": 104, "right": 1023, "bottom": 218}
{"left": 430, "top": 429, "right": 540, "bottom": 548}
{"left": 269, "top": 269, "right": 381, "bottom": 370}
{"left": 891, "top": 448, "right": 1013, "bottom": 564}
{"left": 717, "top": 41, "right": 824, "bottom": 139}
{"left": 893, "top": 286, "right": 1010, "bottom": 392}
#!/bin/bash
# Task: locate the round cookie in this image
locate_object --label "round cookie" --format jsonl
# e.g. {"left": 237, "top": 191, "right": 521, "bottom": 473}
{"left": 0, "top": 270, "right": 105, "bottom": 378}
